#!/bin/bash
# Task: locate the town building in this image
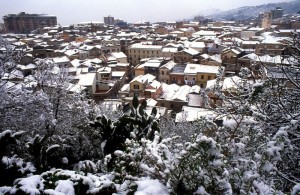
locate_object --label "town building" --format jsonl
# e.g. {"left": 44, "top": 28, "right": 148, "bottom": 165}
{"left": 104, "top": 15, "right": 114, "bottom": 25}
{"left": 261, "top": 12, "right": 272, "bottom": 29}
{"left": 127, "top": 43, "right": 163, "bottom": 65}
{"left": 221, "top": 46, "right": 246, "bottom": 74}
{"left": 271, "top": 7, "right": 283, "bottom": 19}
{"left": 3, "top": 12, "right": 57, "bottom": 33}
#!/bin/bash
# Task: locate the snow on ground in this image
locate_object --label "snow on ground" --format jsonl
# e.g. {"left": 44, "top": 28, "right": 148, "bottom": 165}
{"left": 135, "top": 178, "right": 169, "bottom": 195}
{"left": 54, "top": 180, "right": 75, "bottom": 195}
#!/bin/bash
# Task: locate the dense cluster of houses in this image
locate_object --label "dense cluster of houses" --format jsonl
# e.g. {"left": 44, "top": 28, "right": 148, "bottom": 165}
{"left": 1, "top": 11, "right": 299, "bottom": 121}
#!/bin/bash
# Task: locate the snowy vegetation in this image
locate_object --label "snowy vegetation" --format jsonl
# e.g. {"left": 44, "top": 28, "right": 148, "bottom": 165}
{"left": 1, "top": 38, "right": 300, "bottom": 194}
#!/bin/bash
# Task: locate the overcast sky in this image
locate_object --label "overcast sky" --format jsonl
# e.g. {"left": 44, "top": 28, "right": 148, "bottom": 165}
{"left": 0, "top": 0, "right": 291, "bottom": 25}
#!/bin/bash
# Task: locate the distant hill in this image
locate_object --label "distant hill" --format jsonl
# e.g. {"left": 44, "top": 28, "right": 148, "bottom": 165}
{"left": 203, "top": 1, "right": 300, "bottom": 20}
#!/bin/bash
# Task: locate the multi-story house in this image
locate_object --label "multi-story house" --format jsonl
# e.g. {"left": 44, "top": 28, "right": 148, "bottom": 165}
{"left": 52, "top": 56, "right": 71, "bottom": 67}
{"left": 174, "top": 48, "right": 200, "bottom": 63}
{"left": 195, "top": 66, "right": 219, "bottom": 88}
{"left": 240, "top": 40, "right": 260, "bottom": 54}
{"left": 79, "top": 45, "right": 101, "bottom": 59}
{"left": 221, "top": 46, "right": 246, "bottom": 74}
{"left": 161, "top": 44, "right": 179, "bottom": 60}
{"left": 200, "top": 54, "right": 222, "bottom": 66}
{"left": 32, "top": 45, "right": 55, "bottom": 58}
{"left": 134, "top": 58, "right": 170, "bottom": 78}
{"left": 106, "top": 52, "right": 128, "bottom": 63}
{"left": 144, "top": 80, "right": 163, "bottom": 99}
{"left": 169, "top": 64, "right": 186, "bottom": 85}
{"left": 255, "top": 39, "right": 285, "bottom": 56}
{"left": 145, "top": 58, "right": 171, "bottom": 78}
{"left": 155, "top": 26, "right": 168, "bottom": 35}
{"left": 97, "top": 67, "right": 112, "bottom": 80}
{"left": 183, "top": 64, "right": 219, "bottom": 88}
{"left": 64, "top": 50, "right": 79, "bottom": 60}
{"left": 169, "top": 30, "right": 185, "bottom": 38}
{"left": 184, "top": 41, "right": 206, "bottom": 53}
{"left": 157, "top": 84, "right": 193, "bottom": 113}
{"left": 127, "top": 43, "right": 163, "bottom": 65}
{"left": 108, "top": 63, "right": 131, "bottom": 77}
{"left": 78, "top": 73, "right": 97, "bottom": 98}
{"left": 158, "top": 61, "right": 176, "bottom": 84}
{"left": 77, "top": 65, "right": 126, "bottom": 101}
{"left": 240, "top": 28, "right": 265, "bottom": 40}
{"left": 129, "top": 74, "right": 156, "bottom": 97}
{"left": 47, "top": 39, "right": 64, "bottom": 49}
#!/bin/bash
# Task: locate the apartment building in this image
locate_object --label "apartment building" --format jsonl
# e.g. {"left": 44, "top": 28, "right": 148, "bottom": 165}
{"left": 104, "top": 16, "right": 114, "bottom": 25}
{"left": 3, "top": 12, "right": 57, "bottom": 33}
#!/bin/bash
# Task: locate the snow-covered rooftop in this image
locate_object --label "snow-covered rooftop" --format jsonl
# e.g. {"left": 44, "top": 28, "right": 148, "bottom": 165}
{"left": 130, "top": 43, "right": 162, "bottom": 50}
{"left": 111, "top": 71, "right": 125, "bottom": 77}
{"left": 111, "top": 52, "right": 127, "bottom": 59}
{"left": 184, "top": 64, "right": 219, "bottom": 74}
{"left": 175, "top": 106, "right": 215, "bottom": 122}
{"left": 130, "top": 74, "right": 156, "bottom": 84}
{"left": 78, "top": 73, "right": 96, "bottom": 86}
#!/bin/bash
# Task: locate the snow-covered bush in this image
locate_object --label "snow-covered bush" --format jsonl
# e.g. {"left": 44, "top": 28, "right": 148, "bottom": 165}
{"left": 4, "top": 169, "right": 117, "bottom": 195}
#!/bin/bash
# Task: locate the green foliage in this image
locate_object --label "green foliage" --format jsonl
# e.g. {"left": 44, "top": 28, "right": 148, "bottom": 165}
{"left": 174, "top": 136, "right": 230, "bottom": 194}
{"left": 132, "top": 96, "right": 139, "bottom": 109}
{"left": 0, "top": 130, "right": 24, "bottom": 158}
{"left": 0, "top": 130, "right": 34, "bottom": 186}
{"left": 73, "top": 160, "right": 97, "bottom": 175}
{"left": 90, "top": 97, "right": 160, "bottom": 162}
{"left": 42, "top": 169, "right": 70, "bottom": 189}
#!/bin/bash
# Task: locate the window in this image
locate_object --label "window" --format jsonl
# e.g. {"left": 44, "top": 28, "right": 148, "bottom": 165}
{"left": 208, "top": 76, "right": 211, "bottom": 80}
{"left": 201, "top": 75, "right": 204, "bottom": 79}
{"left": 162, "top": 71, "right": 164, "bottom": 75}
{"left": 134, "top": 85, "right": 139, "bottom": 89}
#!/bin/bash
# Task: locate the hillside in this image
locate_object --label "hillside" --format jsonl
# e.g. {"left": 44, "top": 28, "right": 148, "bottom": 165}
{"left": 204, "top": 0, "right": 300, "bottom": 20}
